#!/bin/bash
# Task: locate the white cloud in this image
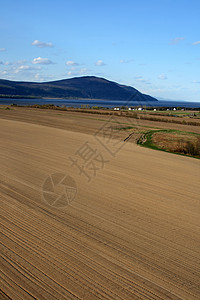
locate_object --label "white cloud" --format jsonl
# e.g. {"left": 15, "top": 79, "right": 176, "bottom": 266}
{"left": 2, "top": 60, "right": 28, "bottom": 66}
{"left": 10, "top": 64, "right": 41, "bottom": 74}
{"left": 95, "top": 60, "right": 106, "bottom": 66}
{"left": 18, "top": 65, "right": 32, "bottom": 70}
{"left": 32, "top": 57, "right": 53, "bottom": 65}
{"left": 120, "top": 59, "right": 133, "bottom": 64}
{"left": 135, "top": 76, "right": 143, "bottom": 80}
{"left": 67, "top": 68, "right": 90, "bottom": 76}
{"left": 79, "top": 68, "right": 89, "bottom": 75}
{"left": 33, "top": 73, "right": 54, "bottom": 82}
{"left": 135, "top": 76, "right": 151, "bottom": 85}
{"left": 14, "top": 65, "right": 40, "bottom": 73}
{"left": 141, "top": 88, "right": 164, "bottom": 95}
{"left": 32, "top": 40, "right": 53, "bottom": 48}
{"left": 0, "top": 60, "right": 42, "bottom": 80}
{"left": 0, "top": 70, "right": 8, "bottom": 75}
{"left": 4, "top": 61, "right": 13, "bottom": 66}
{"left": 158, "top": 74, "right": 167, "bottom": 80}
{"left": 192, "top": 41, "right": 200, "bottom": 45}
{"left": 171, "top": 37, "right": 185, "bottom": 45}
{"left": 66, "top": 60, "right": 80, "bottom": 66}
{"left": 0, "top": 48, "right": 6, "bottom": 52}
{"left": 34, "top": 73, "right": 42, "bottom": 81}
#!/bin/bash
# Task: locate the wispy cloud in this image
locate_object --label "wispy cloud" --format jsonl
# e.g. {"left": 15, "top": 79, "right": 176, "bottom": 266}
{"left": 192, "top": 41, "right": 200, "bottom": 45}
{"left": 32, "top": 57, "right": 54, "bottom": 65}
{"left": 158, "top": 74, "right": 167, "bottom": 80}
{"left": 32, "top": 40, "right": 54, "bottom": 48}
{"left": 14, "top": 65, "right": 40, "bottom": 73}
{"left": 0, "top": 60, "right": 42, "bottom": 80}
{"left": 2, "top": 60, "right": 28, "bottom": 66}
{"left": 120, "top": 59, "right": 134, "bottom": 64}
{"left": 193, "top": 80, "right": 200, "bottom": 84}
{"left": 79, "top": 68, "right": 90, "bottom": 75}
{"left": 67, "top": 68, "right": 90, "bottom": 76}
{"left": 66, "top": 60, "right": 80, "bottom": 66}
{"left": 95, "top": 60, "right": 106, "bottom": 66}
{"left": 135, "top": 76, "right": 151, "bottom": 85}
{"left": 0, "top": 70, "right": 8, "bottom": 75}
{"left": 4, "top": 61, "right": 13, "bottom": 66}
{"left": 34, "top": 73, "right": 54, "bottom": 82}
{"left": 0, "top": 48, "right": 6, "bottom": 52}
{"left": 171, "top": 37, "right": 185, "bottom": 45}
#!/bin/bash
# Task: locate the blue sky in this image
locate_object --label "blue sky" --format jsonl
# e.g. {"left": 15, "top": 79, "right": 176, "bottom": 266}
{"left": 0, "top": 0, "right": 200, "bottom": 101}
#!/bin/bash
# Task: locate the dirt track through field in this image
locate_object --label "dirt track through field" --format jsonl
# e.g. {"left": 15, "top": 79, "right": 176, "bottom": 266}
{"left": 0, "top": 111, "right": 200, "bottom": 299}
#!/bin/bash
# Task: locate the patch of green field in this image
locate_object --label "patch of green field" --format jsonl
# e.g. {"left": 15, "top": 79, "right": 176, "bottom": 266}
{"left": 137, "top": 129, "right": 200, "bottom": 159}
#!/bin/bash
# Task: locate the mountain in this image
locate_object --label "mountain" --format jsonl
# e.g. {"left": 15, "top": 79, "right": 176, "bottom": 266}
{"left": 0, "top": 76, "right": 157, "bottom": 101}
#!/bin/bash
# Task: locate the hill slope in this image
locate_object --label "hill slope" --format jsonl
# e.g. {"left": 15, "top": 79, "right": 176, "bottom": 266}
{"left": 0, "top": 76, "right": 157, "bottom": 101}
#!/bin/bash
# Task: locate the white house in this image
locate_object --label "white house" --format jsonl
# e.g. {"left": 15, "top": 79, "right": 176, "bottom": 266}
{"left": 173, "top": 108, "right": 176, "bottom": 111}
{"left": 114, "top": 107, "right": 120, "bottom": 111}
{"left": 153, "top": 108, "right": 157, "bottom": 111}
{"left": 138, "top": 107, "right": 143, "bottom": 111}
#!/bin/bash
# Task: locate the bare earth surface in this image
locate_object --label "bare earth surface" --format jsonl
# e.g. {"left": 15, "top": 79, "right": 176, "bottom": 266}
{"left": 0, "top": 107, "right": 200, "bottom": 299}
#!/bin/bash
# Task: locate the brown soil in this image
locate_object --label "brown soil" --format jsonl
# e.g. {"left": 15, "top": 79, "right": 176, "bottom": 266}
{"left": 0, "top": 107, "right": 200, "bottom": 299}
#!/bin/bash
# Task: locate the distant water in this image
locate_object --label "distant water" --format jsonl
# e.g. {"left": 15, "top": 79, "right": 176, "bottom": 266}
{"left": 0, "top": 98, "right": 200, "bottom": 108}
